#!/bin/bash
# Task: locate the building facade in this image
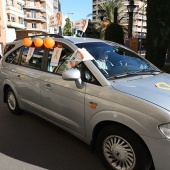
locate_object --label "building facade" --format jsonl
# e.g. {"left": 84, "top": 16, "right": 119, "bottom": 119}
{"left": 22, "top": 0, "right": 58, "bottom": 37}
{"left": 0, "top": 0, "right": 58, "bottom": 53}
{"left": 92, "top": 0, "right": 147, "bottom": 39}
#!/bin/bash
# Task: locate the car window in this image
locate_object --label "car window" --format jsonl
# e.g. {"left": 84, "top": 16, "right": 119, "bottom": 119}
{"left": 5, "top": 46, "right": 22, "bottom": 64}
{"left": 46, "top": 44, "right": 73, "bottom": 75}
{"left": 20, "top": 46, "right": 44, "bottom": 70}
{"left": 4, "top": 44, "right": 16, "bottom": 55}
{"left": 82, "top": 64, "right": 101, "bottom": 86}
{"left": 76, "top": 42, "right": 156, "bottom": 79}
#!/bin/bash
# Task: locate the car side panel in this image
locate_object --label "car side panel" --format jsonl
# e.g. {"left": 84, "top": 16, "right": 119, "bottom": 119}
{"left": 0, "top": 61, "right": 15, "bottom": 97}
{"left": 40, "top": 72, "right": 86, "bottom": 137}
{"left": 12, "top": 65, "right": 43, "bottom": 114}
{"left": 84, "top": 83, "right": 164, "bottom": 144}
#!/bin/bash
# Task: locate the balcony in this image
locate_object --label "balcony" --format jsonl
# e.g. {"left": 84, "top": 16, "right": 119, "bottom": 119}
{"left": 134, "top": 14, "right": 147, "bottom": 20}
{"left": 24, "top": 14, "right": 47, "bottom": 22}
{"left": 7, "top": 21, "right": 25, "bottom": 29}
{"left": 53, "top": 2, "right": 58, "bottom": 9}
{"left": 6, "top": 5, "right": 24, "bottom": 15}
{"left": 93, "top": 0, "right": 107, "bottom": 5}
{"left": 123, "top": 1, "right": 140, "bottom": 6}
{"left": 24, "top": 4, "right": 46, "bottom": 12}
{"left": 25, "top": 27, "right": 48, "bottom": 33}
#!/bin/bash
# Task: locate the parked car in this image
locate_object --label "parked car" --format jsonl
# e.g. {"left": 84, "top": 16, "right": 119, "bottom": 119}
{"left": 0, "top": 34, "right": 170, "bottom": 170}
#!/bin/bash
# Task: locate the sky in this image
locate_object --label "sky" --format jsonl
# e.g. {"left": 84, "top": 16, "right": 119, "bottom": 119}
{"left": 60, "top": 0, "right": 92, "bottom": 22}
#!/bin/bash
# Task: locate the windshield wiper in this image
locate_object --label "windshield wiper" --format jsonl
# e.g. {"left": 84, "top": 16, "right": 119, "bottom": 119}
{"left": 108, "top": 69, "right": 163, "bottom": 80}
{"left": 108, "top": 72, "right": 137, "bottom": 79}
{"left": 135, "top": 69, "right": 163, "bottom": 74}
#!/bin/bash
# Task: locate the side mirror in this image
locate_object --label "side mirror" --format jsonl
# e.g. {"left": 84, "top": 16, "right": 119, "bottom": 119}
{"left": 62, "top": 69, "right": 84, "bottom": 89}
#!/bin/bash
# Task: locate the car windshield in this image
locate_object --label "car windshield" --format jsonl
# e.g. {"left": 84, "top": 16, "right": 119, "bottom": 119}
{"left": 76, "top": 42, "right": 160, "bottom": 79}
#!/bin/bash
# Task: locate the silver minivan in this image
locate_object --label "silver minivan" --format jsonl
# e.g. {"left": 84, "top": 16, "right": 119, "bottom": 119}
{"left": 0, "top": 34, "right": 170, "bottom": 170}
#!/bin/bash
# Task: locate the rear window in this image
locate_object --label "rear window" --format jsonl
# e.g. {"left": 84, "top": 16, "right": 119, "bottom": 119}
{"left": 4, "top": 44, "right": 15, "bottom": 55}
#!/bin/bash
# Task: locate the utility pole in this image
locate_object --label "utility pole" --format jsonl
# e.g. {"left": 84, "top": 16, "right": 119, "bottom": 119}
{"left": 127, "top": 0, "right": 136, "bottom": 38}
{"left": 58, "top": 0, "right": 62, "bottom": 35}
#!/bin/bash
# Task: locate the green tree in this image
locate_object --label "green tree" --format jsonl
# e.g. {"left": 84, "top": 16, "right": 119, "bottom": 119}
{"left": 105, "top": 23, "right": 124, "bottom": 45}
{"left": 63, "top": 18, "right": 72, "bottom": 36}
{"left": 98, "top": 0, "right": 123, "bottom": 23}
{"left": 146, "top": 0, "right": 170, "bottom": 68}
{"left": 97, "top": 0, "right": 127, "bottom": 40}
{"left": 85, "top": 20, "right": 100, "bottom": 39}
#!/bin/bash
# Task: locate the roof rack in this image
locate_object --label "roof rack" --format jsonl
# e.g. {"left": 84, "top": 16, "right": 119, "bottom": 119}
{"left": 14, "top": 34, "right": 64, "bottom": 41}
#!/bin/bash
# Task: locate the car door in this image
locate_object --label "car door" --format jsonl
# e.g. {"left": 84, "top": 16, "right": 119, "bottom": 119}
{"left": 13, "top": 46, "right": 45, "bottom": 114}
{"left": 40, "top": 44, "right": 86, "bottom": 137}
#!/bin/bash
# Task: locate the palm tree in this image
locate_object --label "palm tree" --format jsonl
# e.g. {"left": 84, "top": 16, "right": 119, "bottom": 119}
{"left": 97, "top": 0, "right": 124, "bottom": 23}
{"left": 96, "top": 0, "right": 127, "bottom": 39}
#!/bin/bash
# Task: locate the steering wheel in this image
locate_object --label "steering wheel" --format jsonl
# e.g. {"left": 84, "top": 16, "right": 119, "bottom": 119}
{"left": 116, "top": 60, "right": 128, "bottom": 66}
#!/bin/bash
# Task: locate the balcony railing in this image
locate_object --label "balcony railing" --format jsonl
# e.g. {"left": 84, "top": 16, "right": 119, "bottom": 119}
{"left": 24, "top": 4, "right": 46, "bottom": 12}
{"left": 24, "top": 15, "right": 47, "bottom": 22}
{"left": 25, "top": 27, "right": 48, "bottom": 33}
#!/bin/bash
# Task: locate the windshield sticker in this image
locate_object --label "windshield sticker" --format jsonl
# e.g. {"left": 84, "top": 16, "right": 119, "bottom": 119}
{"left": 26, "top": 47, "right": 35, "bottom": 62}
{"left": 50, "top": 47, "right": 62, "bottom": 66}
{"left": 66, "top": 48, "right": 94, "bottom": 69}
{"left": 155, "top": 82, "right": 170, "bottom": 90}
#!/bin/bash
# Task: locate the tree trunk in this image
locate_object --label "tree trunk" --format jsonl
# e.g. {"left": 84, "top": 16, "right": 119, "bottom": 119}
{"left": 166, "top": 43, "right": 170, "bottom": 63}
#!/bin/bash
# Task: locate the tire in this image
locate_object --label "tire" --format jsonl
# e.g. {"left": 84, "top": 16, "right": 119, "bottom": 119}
{"left": 97, "top": 124, "right": 152, "bottom": 170}
{"left": 6, "top": 87, "right": 22, "bottom": 114}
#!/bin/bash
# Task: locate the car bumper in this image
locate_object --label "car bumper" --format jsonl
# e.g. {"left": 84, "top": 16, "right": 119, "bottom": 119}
{"left": 141, "top": 135, "right": 170, "bottom": 170}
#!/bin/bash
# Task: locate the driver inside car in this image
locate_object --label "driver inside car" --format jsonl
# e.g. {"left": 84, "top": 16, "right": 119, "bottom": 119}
{"left": 96, "top": 48, "right": 114, "bottom": 71}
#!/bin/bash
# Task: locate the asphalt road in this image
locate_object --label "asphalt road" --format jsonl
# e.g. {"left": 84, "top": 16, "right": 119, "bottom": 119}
{"left": 0, "top": 95, "right": 105, "bottom": 170}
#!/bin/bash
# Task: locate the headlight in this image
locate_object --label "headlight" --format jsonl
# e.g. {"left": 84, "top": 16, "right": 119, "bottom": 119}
{"left": 159, "top": 123, "right": 170, "bottom": 140}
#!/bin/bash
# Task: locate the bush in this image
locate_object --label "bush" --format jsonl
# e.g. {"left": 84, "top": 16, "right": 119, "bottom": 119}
{"left": 161, "top": 65, "right": 170, "bottom": 73}
{"left": 105, "top": 23, "right": 124, "bottom": 45}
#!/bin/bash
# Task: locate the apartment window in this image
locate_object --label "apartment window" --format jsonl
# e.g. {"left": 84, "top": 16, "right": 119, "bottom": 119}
{"left": 23, "top": 9, "right": 26, "bottom": 15}
{"left": 7, "top": 14, "right": 15, "bottom": 22}
{"left": 7, "top": 14, "right": 10, "bottom": 21}
{"left": 31, "top": 10, "right": 36, "bottom": 18}
{"left": 32, "top": 22, "right": 36, "bottom": 28}
{"left": 30, "top": 0, "right": 35, "bottom": 6}
{"left": 6, "top": 0, "right": 13, "bottom": 6}
{"left": 24, "top": 21, "right": 27, "bottom": 27}
{"left": 11, "top": 15, "right": 15, "bottom": 22}
{"left": 19, "top": 17, "right": 24, "bottom": 24}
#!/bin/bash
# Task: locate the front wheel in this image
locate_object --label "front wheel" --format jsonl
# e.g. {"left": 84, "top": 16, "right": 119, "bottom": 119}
{"left": 6, "top": 88, "right": 22, "bottom": 114}
{"left": 97, "top": 125, "right": 152, "bottom": 170}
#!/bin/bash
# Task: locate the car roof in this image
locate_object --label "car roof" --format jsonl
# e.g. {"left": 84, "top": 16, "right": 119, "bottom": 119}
{"left": 6, "top": 34, "right": 119, "bottom": 48}
{"left": 63, "top": 36, "right": 105, "bottom": 44}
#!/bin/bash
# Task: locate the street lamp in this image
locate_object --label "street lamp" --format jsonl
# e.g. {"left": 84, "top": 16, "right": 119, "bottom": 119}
{"left": 127, "top": 0, "right": 136, "bottom": 38}
{"left": 58, "top": 0, "right": 62, "bottom": 35}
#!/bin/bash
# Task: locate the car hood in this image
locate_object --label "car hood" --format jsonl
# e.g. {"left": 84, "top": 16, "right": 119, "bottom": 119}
{"left": 111, "top": 73, "right": 170, "bottom": 111}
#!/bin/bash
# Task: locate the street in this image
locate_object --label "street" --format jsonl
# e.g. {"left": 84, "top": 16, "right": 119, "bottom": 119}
{"left": 0, "top": 95, "right": 105, "bottom": 170}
